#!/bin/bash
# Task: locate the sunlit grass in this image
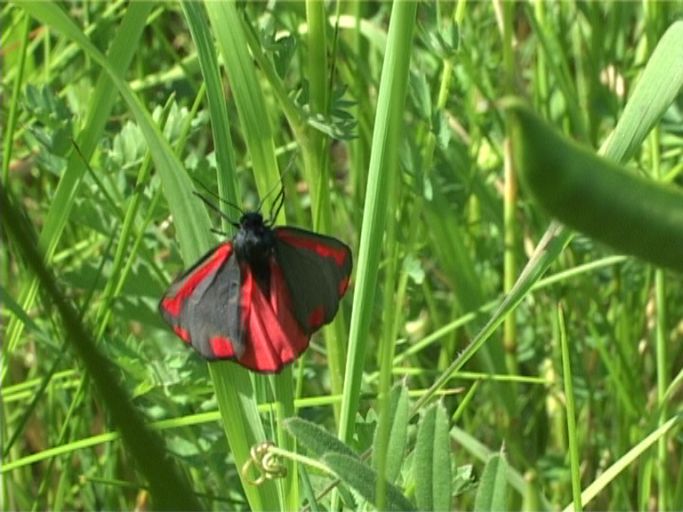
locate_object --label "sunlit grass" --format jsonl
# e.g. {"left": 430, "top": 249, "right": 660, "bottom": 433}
{"left": 2, "top": 2, "right": 683, "bottom": 510}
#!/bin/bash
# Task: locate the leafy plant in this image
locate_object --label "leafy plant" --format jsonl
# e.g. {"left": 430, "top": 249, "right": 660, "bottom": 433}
{"left": 3, "top": 2, "right": 683, "bottom": 511}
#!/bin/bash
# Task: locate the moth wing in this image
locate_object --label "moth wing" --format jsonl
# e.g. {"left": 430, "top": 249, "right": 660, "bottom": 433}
{"left": 273, "top": 227, "right": 352, "bottom": 334}
{"left": 236, "top": 260, "right": 309, "bottom": 373}
{"left": 159, "top": 243, "right": 245, "bottom": 360}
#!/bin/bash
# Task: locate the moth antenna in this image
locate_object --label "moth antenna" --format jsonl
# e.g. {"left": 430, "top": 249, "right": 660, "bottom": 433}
{"left": 255, "top": 177, "right": 284, "bottom": 214}
{"left": 193, "top": 191, "right": 240, "bottom": 229}
{"left": 192, "top": 177, "right": 244, "bottom": 216}
{"left": 210, "top": 227, "right": 231, "bottom": 237}
{"left": 258, "top": 151, "right": 297, "bottom": 223}
{"left": 267, "top": 184, "right": 285, "bottom": 225}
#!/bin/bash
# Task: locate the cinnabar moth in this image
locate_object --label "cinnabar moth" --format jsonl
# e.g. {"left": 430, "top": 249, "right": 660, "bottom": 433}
{"left": 159, "top": 192, "right": 352, "bottom": 373}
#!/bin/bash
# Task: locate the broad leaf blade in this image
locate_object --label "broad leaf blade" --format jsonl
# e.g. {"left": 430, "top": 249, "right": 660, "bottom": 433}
{"left": 473, "top": 453, "right": 509, "bottom": 512}
{"left": 414, "top": 402, "right": 453, "bottom": 511}
{"left": 323, "top": 453, "right": 416, "bottom": 512}
{"left": 373, "top": 383, "right": 410, "bottom": 483}
{"left": 284, "top": 417, "right": 358, "bottom": 459}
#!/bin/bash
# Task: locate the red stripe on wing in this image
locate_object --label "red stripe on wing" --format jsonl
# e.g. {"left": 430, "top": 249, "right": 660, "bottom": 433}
{"left": 173, "top": 326, "right": 191, "bottom": 343}
{"left": 307, "top": 306, "right": 325, "bottom": 330}
{"left": 338, "top": 276, "right": 350, "bottom": 296}
{"left": 237, "top": 261, "right": 309, "bottom": 373}
{"left": 275, "top": 229, "right": 349, "bottom": 267}
{"left": 160, "top": 244, "right": 233, "bottom": 318}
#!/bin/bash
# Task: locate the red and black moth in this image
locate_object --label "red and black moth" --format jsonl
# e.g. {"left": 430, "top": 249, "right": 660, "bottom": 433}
{"left": 159, "top": 191, "right": 352, "bottom": 373}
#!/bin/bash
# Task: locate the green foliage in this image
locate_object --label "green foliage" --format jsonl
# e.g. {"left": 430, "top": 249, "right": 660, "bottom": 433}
{"left": 284, "top": 417, "right": 359, "bottom": 460}
{"left": 3, "top": 1, "right": 683, "bottom": 511}
{"left": 505, "top": 93, "right": 683, "bottom": 272}
{"left": 323, "top": 453, "right": 416, "bottom": 512}
{"left": 414, "top": 402, "right": 452, "bottom": 511}
{"left": 372, "top": 383, "right": 410, "bottom": 484}
{"left": 474, "top": 453, "right": 509, "bottom": 512}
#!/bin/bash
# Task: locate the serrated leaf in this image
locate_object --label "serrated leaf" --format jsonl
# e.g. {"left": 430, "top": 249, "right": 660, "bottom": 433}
{"left": 414, "top": 402, "right": 452, "bottom": 511}
{"left": 323, "top": 453, "right": 416, "bottom": 512}
{"left": 409, "top": 70, "right": 431, "bottom": 121}
{"left": 112, "top": 122, "right": 146, "bottom": 167}
{"left": 284, "top": 417, "right": 358, "bottom": 459}
{"left": 306, "top": 114, "right": 357, "bottom": 141}
{"left": 438, "top": 22, "right": 460, "bottom": 56}
{"left": 453, "top": 464, "right": 477, "bottom": 497}
{"left": 403, "top": 254, "right": 425, "bottom": 285}
{"left": 373, "top": 383, "right": 410, "bottom": 483}
{"left": 273, "top": 34, "right": 296, "bottom": 78}
{"left": 474, "top": 453, "right": 508, "bottom": 511}
{"left": 435, "top": 110, "right": 451, "bottom": 150}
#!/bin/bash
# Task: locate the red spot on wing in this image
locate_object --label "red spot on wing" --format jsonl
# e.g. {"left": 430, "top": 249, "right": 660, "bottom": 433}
{"left": 307, "top": 306, "right": 325, "bottom": 329}
{"left": 173, "top": 326, "right": 191, "bottom": 343}
{"left": 162, "top": 244, "right": 232, "bottom": 317}
{"left": 210, "top": 336, "right": 236, "bottom": 358}
{"left": 338, "top": 276, "right": 350, "bottom": 296}
{"left": 276, "top": 230, "right": 348, "bottom": 267}
{"left": 238, "top": 261, "right": 309, "bottom": 373}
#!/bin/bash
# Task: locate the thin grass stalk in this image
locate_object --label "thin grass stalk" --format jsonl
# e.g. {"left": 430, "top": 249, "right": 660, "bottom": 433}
{"left": 650, "top": 125, "right": 669, "bottom": 509}
{"left": 416, "top": 26, "right": 452, "bottom": 379}
{"left": 558, "top": 305, "right": 582, "bottom": 512}
{"left": 2, "top": 12, "right": 29, "bottom": 184}
{"left": 3, "top": 0, "right": 154, "bottom": 381}
{"left": 0, "top": 182, "right": 201, "bottom": 510}
{"left": 523, "top": 4, "right": 587, "bottom": 141}
{"left": 414, "top": 20, "right": 683, "bottom": 412}
{"left": 344, "top": 2, "right": 371, "bottom": 211}
{"left": 410, "top": 5, "right": 457, "bottom": 391}
{"left": 374, "top": 173, "right": 401, "bottom": 510}
{"left": 498, "top": 0, "right": 523, "bottom": 465}
{"left": 204, "top": 2, "right": 296, "bottom": 508}
{"left": 4, "top": 236, "right": 114, "bottom": 508}
{"left": 98, "top": 85, "right": 204, "bottom": 339}
{"left": 567, "top": 416, "right": 680, "bottom": 511}
{"left": 325, "top": 3, "right": 371, "bottom": 425}
{"left": 204, "top": 1, "right": 280, "bottom": 194}
{"left": 94, "top": 96, "right": 177, "bottom": 339}
{"left": 181, "top": 2, "right": 240, "bottom": 213}
{"left": 643, "top": 17, "right": 672, "bottom": 509}
{"left": 655, "top": 266, "right": 668, "bottom": 509}
{"left": 303, "top": 0, "right": 345, "bottom": 420}
{"left": 502, "top": 140, "right": 518, "bottom": 375}
{"left": 337, "top": 0, "right": 417, "bottom": 444}
{"left": 497, "top": 0, "right": 519, "bottom": 379}
{"left": 569, "top": 5, "right": 590, "bottom": 140}
{"left": 53, "top": 100, "right": 182, "bottom": 503}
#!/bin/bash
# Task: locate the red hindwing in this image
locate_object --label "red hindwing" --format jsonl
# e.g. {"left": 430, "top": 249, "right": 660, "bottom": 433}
{"left": 159, "top": 226, "right": 352, "bottom": 372}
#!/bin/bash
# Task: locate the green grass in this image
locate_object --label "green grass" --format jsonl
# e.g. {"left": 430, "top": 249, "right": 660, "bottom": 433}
{"left": 2, "top": 1, "right": 683, "bottom": 510}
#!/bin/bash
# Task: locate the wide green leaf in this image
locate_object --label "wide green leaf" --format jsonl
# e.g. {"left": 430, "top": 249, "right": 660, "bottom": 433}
{"left": 474, "top": 453, "right": 509, "bottom": 512}
{"left": 414, "top": 402, "right": 452, "bottom": 511}
{"left": 323, "top": 453, "right": 416, "bottom": 512}
{"left": 373, "top": 383, "right": 410, "bottom": 484}
{"left": 284, "top": 417, "right": 358, "bottom": 459}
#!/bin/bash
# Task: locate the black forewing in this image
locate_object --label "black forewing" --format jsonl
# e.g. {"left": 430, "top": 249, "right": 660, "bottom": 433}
{"left": 160, "top": 245, "right": 245, "bottom": 359}
{"left": 273, "top": 227, "right": 352, "bottom": 334}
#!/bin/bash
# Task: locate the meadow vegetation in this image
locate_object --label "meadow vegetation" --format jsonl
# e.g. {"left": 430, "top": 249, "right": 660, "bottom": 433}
{"left": 2, "top": 2, "right": 683, "bottom": 510}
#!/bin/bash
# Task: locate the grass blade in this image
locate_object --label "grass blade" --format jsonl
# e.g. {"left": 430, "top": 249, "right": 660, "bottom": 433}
{"left": 338, "top": 0, "right": 417, "bottom": 445}
{"left": 0, "top": 184, "right": 201, "bottom": 510}
{"left": 4, "top": 0, "right": 155, "bottom": 377}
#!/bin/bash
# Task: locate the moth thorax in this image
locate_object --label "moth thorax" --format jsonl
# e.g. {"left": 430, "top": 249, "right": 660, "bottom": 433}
{"left": 234, "top": 213, "right": 274, "bottom": 267}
